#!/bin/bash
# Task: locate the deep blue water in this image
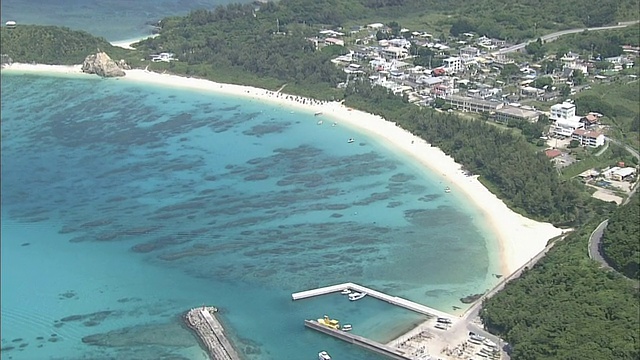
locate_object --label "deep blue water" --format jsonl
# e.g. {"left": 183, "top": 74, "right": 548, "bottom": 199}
{"left": 0, "top": 72, "right": 501, "bottom": 359}
{"left": 0, "top": 0, "right": 253, "bottom": 41}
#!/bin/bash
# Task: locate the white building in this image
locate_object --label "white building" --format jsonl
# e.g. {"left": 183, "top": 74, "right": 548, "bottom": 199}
{"left": 550, "top": 101, "right": 576, "bottom": 121}
{"left": 551, "top": 118, "right": 584, "bottom": 137}
{"left": 442, "top": 57, "right": 463, "bottom": 73}
{"left": 602, "top": 167, "right": 637, "bottom": 181}
{"left": 549, "top": 101, "right": 584, "bottom": 137}
{"left": 571, "top": 129, "right": 605, "bottom": 148}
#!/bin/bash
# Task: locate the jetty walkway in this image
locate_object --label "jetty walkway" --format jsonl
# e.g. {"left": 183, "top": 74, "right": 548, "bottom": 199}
{"left": 304, "top": 320, "right": 414, "bottom": 360}
{"left": 184, "top": 306, "right": 241, "bottom": 360}
{"left": 292, "top": 282, "right": 453, "bottom": 320}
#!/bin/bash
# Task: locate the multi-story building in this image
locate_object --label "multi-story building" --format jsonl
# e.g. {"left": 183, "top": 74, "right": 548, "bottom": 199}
{"left": 442, "top": 57, "right": 463, "bottom": 73}
{"left": 443, "top": 95, "right": 503, "bottom": 113}
{"left": 550, "top": 101, "right": 576, "bottom": 121}
{"left": 571, "top": 129, "right": 605, "bottom": 148}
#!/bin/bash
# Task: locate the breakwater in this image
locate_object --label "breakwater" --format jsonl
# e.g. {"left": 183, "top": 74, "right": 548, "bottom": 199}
{"left": 184, "top": 306, "right": 241, "bottom": 360}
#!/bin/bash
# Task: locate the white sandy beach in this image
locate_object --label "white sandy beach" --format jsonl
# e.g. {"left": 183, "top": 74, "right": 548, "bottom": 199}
{"left": 2, "top": 63, "right": 563, "bottom": 277}
{"left": 110, "top": 34, "right": 158, "bottom": 49}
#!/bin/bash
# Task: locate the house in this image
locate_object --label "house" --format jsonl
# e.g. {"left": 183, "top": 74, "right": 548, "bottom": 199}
{"left": 460, "top": 46, "right": 480, "bottom": 59}
{"left": 325, "top": 38, "right": 345, "bottom": 46}
{"left": 442, "top": 95, "right": 503, "bottom": 113}
{"left": 602, "top": 167, "right": 637, "bottom": 181}
{"left": 571, "top": 129, "right": 605, "bottom": 148}
{"left": 367, "top": 23, "right": 385, "bottom": 30}
{"left": 580, "top": 114, "right": 599, "bottom": 128}
{"left": 545, "top": 149, "right": 563, "bottom": 159}
{"left": 494, "top": 106, "right": 541, "bottom": 123}
{"left": 381, "top": 46, "right": 408, "bottom": 59}
{"left": 150, "top": 53, "right": 175, "bottom": 62}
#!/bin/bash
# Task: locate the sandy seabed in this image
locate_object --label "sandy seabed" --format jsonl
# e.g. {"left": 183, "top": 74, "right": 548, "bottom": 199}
{"left": 1, "top": 62, "right": 563, "bottom": 278}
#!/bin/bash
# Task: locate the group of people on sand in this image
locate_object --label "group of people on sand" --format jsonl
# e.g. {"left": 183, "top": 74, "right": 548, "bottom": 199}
{"left": 262, "top": 90, "right": 330, "bottom": 107}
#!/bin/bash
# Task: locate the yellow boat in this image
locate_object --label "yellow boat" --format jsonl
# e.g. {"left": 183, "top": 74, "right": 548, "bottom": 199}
{"left": 317, "top": 315, "right": 340, "bottom": 329}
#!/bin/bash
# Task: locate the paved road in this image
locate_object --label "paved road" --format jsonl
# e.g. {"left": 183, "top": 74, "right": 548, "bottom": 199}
{"left": 498, "top": 20, "right": 640, "bottom": 54}
{"left": 587, "top": 220, "right": 613, "bottom": 269}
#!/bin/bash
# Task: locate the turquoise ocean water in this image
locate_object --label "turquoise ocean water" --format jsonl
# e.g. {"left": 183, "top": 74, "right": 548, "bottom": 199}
{"left": 1, "top": 2, "right": 502, "bottom": 358}
{"left": 1, "top": 71, "right": 501, "bottom": 360}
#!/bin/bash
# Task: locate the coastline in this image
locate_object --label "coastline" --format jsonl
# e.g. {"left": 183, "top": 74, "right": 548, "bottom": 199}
{"left": 1, "top": 63, "right": 562, "bottom": 278}
{"left": 110, "top": 34, "right": 158, "bottom": 49}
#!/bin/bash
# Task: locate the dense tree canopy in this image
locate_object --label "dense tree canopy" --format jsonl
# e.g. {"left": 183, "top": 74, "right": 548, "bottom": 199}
{"left": 602, "top": 194, "right": 640, "bottom": 279}
{"left": 481, "top": 222, "right": 639, "bottom": 360}
{"left": 0, "top": 25, "right": 131, "bottom": 65}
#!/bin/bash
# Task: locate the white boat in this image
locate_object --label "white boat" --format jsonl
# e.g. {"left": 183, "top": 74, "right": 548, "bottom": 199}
{"left": 434, "top": 322, "right": 448, "bottom": 330}
{"left": 342, "top": 324, "right": 352, "bottom": 331}
{"left": 348, "top": 292, "right": 366, "bottom": 301}
{"left": 315, "top": 111, "right": 323, "bottom": 116}
{"left": 317, "top": 120, "right": 323, "bottom": 125}
{"left": 445, "top": 187, "right": 451, "bottom": 193}
{"left": 318, "top": 350, "right": 331, "bottom": 360}
{"left": 347, "top": 138, "right": 355, "bottom": 143}
{"left": 332, "top": 122, "right": 337, "bottom": 127}
{"left": 340, "top": 289, "right": 351, "bottom": 295}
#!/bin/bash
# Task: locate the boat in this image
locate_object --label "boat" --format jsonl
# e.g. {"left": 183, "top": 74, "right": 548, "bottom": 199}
{"left": 332, "top": 122, "right": 337, "bottom": 127}
{"left": 340, "top": 289, "right": 351, "bottom": 295}
{"left": 317, "top": 315, "right": 340, "bottom": 329}
{"left": 445, "top": 186, "right": 451, "bottom": 193}
{"left": 348, "top": 292, "right": 366, "bottom": 301}
{"left": 317, "top": 120, "right": 323, "bottom": 125}
{"left": 315, "top": 111, "right": 323, "bottom": 116}
{"left": 434, "top": 322, "right": 448, "bottom": 330}
{"left": 347, "top": 138, "right": 355, "bottom": 143}
{"left": 318, "top": 351, "right": 331, "bottom": 360}
{"left": 342, "top": 324, "right": 352, "bottom": 331}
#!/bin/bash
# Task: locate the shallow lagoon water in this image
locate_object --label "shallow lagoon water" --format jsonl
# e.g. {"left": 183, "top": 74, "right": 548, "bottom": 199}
{"left": 0, "top": 72, "right": 501, "bottom": 359}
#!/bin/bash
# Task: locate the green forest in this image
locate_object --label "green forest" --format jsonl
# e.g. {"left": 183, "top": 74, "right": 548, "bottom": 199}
{"left": 480, "top": 220, "right": 639, "bottom": 360}
{"left": 0, "top": 25, "right": 132, "bottom": 65}
{"left": 1, "top": 0, "right": 639, "bottom": 358}
{"left": 602, "top": 194, "right": 640, "bottom": 279}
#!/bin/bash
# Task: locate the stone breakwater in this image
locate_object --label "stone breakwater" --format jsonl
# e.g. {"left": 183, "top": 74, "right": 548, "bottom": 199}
{"left": 184, "top": 307, "right": 242, "bottom": 360}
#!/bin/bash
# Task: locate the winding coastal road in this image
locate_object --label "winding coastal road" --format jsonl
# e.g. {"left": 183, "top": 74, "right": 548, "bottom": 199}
{"left": 498, "top": 20, "right": 640, "bottom": 54}
{"left": 587, "top": 220, "right": 613, "bottom": 270}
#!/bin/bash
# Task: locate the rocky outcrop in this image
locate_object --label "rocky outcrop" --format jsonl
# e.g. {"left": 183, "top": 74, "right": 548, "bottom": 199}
{"left": 117, "top": 59, "right": 131, "bottom": 70}
{"left": 1, "top": 54, "right": 13, "bottom": 68}
{"left": 81, "top": 51, "right": 125, "bottom": 77}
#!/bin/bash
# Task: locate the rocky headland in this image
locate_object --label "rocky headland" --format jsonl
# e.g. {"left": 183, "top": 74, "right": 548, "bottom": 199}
{"left": 81, "top": 50, "right": 129, "bottom": 77}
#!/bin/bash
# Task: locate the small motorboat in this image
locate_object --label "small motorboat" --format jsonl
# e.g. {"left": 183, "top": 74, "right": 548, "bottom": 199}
{"left": 445, "top": 186, "right": 451, "bottom": 193}
{"left": 347, "top": 138, "right": 355, "bottom": 143}
{"left": 315, "top": 111, "right": 323, "bottom": 116}
{"left": 318, "top": 350, "right": 331, "bottom": 360}
{"left": 340, "top": 289, "right": 351, "bottom": 295}
{"left": 332, "top": 122, "right": 337, "bottom": 127}
{"left": 342, "top": 324, "right": 352, "bottom": 331}
{"left": 317, "top": 120, "right": 323, "bottom": 125}
{"left": 348, "top": 292, "right": 366, "bottom": 301}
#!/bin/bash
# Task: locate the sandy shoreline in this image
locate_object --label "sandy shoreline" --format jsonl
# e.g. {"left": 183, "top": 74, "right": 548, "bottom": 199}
{"left": 1, "top": 63, "right": 562, "bottom": 278}
{"left": 110, "top": 34, "right": 158, "bottom": 49}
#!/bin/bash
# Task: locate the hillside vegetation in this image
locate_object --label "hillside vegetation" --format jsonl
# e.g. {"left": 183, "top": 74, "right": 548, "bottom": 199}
{"left": 0, "top": 25, "right": 136, "bottom": 65}
{"left": 602, "top": 193, "right": 640, "bottom": 279}
{"left": 480, "top": 221, "right": 640, "bottom": 360}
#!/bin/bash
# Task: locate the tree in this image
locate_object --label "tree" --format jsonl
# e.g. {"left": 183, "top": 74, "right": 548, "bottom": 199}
{"left": 559, "top": 84, "right": 571, "bottom": 98}
{"left": 571, "top": 69, "right": 586, "bottom": 85}
{"left": 525, "top": 38, "right": 546, "bottom": 60}
{"left": 533, "top": 76, "right": 553, "bottom": 90}
{"left": 450, "top": 18, "right": 475, "bottom": 37}
{"left": 568, "top": 139, "right": 580, "bottom": 148}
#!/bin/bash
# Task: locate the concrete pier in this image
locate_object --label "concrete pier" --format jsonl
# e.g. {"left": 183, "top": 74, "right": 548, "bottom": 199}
{"left": 184, "top": 306, "right": 241, "bottom": 360}
{"left": 305, "top": 320, "right": 414, "bottom": 360}
{"left": 292, "top": 282, "right": 454, "bottom": 320}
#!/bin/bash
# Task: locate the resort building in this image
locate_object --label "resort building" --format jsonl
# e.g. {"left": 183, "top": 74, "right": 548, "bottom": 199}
{"left": 443, "top": 95, "right": 503, "bottom": 113}
{"left": 571, "top": 129, "right": 605, "bottom": 148}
